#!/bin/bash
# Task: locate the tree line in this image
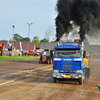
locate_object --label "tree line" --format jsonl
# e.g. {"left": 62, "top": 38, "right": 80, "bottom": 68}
{"left": 14, "top": 33, "right": 89, "bottom": 45}
{"left": 14, "top": 34, "right": 50, "bottom": 45}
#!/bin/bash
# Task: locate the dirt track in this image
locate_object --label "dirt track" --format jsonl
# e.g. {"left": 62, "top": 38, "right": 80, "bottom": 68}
{"left": 0, "top": 58, "right": 48, "bottom": 76}
{"left": 0, "top": 59, "right": 100, "bottom": 100}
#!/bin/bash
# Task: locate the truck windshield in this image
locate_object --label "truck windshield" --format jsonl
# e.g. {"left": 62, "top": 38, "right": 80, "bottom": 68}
{"left": 54, "top": 49, "right": 81, "bottom": 57}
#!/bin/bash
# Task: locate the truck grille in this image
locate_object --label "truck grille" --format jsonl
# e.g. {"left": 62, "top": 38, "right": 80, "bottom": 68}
{"left": 63, "top": 61, "right": 72, "bottom": 71}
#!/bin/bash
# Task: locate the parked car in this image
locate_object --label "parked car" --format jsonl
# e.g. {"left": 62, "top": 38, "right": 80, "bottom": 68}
{"left": 36, "top": 52, "right": 41, "bottom": 56}
{"left": 24, "top": 51, "right": 40, "bottom": 56}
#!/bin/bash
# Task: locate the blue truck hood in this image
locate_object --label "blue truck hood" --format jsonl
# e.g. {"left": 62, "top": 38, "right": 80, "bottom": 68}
{"left": 53, "top": 57, "right": 83, "bottom": 73}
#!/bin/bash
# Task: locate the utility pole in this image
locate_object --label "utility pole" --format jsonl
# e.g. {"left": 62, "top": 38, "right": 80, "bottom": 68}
{"left": 27, "top": 23, "right": 33, "bottom": 55}
{"left": 12, "top": 25, "right": 17, "bottom": 57}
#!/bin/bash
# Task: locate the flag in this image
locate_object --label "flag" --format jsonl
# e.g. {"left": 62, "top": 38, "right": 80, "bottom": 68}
{"left": 46, "top": 37, "right": 50, "bottom": 40}
{"left": 61, "top": 37, "right": 68, "bottom": 40}
{"left": 46, "top": 37, "right": 56, "bottom": 41}
{"left": 19, "top": 42, "right": 22, "bottom": 51}
{"left": 7, "top": 40, "right": 10, "bottom": 48}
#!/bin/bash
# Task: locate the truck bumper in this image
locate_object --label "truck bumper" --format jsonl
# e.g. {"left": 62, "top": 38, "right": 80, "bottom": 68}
{"left": 53, "top": 72, "right": 83, "bottom": 79}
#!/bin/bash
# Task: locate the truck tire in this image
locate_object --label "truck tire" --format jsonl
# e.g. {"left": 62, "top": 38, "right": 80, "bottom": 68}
{"left": 39, "top": 60, "right": 41, "bottom": 64}
{"left": 49, "top": 58, "right": 52, "bottom": 64}
{"left": 47, "top": 59, "right": 49, "bottom": 64}
{"left": 79, "top": 76, "right": 83, "bottom": 84}
{"left": 54, "top": 78, "right": 58, "bottom": 83}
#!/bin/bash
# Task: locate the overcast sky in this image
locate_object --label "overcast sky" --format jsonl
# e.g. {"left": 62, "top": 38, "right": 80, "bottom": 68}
{"left": 0, "top": 0, "right": 57, "bottom": 41}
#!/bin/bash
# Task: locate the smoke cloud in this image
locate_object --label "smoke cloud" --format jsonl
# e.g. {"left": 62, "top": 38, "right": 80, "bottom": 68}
{"left": 45, "top": 26, "right": 55, "bottom": 38}
{"left": 55, "top": 0, "right": 100, "bottom": 42}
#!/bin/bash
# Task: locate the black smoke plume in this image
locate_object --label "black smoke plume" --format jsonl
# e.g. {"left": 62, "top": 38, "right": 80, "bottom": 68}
{"left": 55, "top": 0, "right": 100, "bottom": 42}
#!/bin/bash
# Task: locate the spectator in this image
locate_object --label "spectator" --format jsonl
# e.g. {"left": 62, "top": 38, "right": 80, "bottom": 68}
{"left": 76, "top": 50, "right": 80, "bottom": 57}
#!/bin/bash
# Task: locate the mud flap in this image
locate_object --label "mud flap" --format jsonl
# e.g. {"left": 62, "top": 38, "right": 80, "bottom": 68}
{"left": 83, "top": 68, "right": 91, "bottom": 78}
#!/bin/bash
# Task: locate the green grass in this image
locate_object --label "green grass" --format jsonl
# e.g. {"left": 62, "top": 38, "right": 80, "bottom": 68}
{"left": 35, "top": 65, "right": 53, "bottom": 70}
{"left": 0, "top": 56, "right": 40, "bottom": 61}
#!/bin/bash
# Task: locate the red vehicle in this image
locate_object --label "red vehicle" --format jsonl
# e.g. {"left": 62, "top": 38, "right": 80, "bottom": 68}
{"left": 0, "top": 44, "right": 4, "bottom": 56}
{"left": 36, "top": 52, "right": 41, "bottom": 55}
{"left": 24, "top": 51, "right": 40, "bottom": 56}
{"left": 39, "top": 50, "right": 53, "bottom": 64}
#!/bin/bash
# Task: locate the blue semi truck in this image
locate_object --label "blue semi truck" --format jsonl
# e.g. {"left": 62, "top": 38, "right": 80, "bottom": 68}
{"left": 53, "top": 40, "right": 90, "bottom": 84}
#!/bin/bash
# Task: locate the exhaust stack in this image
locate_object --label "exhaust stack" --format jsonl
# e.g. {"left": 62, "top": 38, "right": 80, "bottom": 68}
{"left": 82, "top": 42, "right": 84, "bottom": 50}
{"left": 57, "top": 40, "right": 61, "bottom": 46}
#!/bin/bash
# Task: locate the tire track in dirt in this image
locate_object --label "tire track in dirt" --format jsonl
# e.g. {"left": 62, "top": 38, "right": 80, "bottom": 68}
{"left": 0, "top": 59, "right": 100, "bottom": 100}
{"left": 0, "top": 58, "right": 51, "bottom": 76}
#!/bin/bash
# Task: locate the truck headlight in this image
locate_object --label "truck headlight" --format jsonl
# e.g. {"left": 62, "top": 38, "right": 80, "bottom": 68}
{"left": 53, "top": 70, "right": 59, "bottom": 73}
{"left": 76, "top": 70, "right": 82, "bottom": 73}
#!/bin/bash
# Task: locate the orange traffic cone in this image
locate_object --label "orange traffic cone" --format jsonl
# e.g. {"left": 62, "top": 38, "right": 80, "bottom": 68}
{"left": 3, "top": 57, "right": 5, "bottom": 61}
{"left": 24, "top": 56, "right": 25, "bottom": 59}
{"left": 14, "top": 57, "right": 16, "bottom": 60}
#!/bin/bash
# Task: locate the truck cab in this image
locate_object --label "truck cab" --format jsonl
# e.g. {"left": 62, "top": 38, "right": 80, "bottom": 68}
{"left": 53, "top": 41, "right": 85, "bottom": 84}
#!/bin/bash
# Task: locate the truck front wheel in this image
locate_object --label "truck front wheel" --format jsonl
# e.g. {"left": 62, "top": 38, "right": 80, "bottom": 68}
{"left": 54, "top": 78, "right": 58, "bottom": 83}
{"left": 79, "top": 77, "right": 83, "bottom": 84}
{"left": 47, "top": 59, "right": 49, "bottom": 64}
{"left": 39, "top": 60, "right": 41, "bottom": 64}
{"left": 49, "top": 58, "right": 52, "bottom": 64}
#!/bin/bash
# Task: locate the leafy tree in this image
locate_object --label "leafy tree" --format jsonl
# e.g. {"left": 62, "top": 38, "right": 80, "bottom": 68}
{"left": 32, "top": 36, "right": 40, "bottom": 45}
{"left": 40, "top": 38, "right": 49, "bottom": 43}
{"left": 23, "top": 37, "right": 31, "bottom": 42}
{"left": 50, "top": 40, "right": 57, "bottom": 43}
{"left": 14, "top": 34, "right": 31, "bottom": 42}
{"left": 14, "top": 34, "right": 23, "bottom": 41}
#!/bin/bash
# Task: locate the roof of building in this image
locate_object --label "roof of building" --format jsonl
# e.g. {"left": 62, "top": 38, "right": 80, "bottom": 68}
{"left": 36, "top": 44, "right": 40, "bottom": 49}
{"left": 40, "top": 42, "right": 56, "bottom": 50}
{"left": 0, "top": 40, "right": 35, "bottom": 50}
{"left": 1, "top": 40, "right": 100, "bottom": 53}
{"left": 40, "top": 42, "right": 100, "bottom": 53}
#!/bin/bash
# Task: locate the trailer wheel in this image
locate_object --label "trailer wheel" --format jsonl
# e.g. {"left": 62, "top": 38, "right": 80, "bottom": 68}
{"left": 83, "top": 75, "right": 85, "bottom": 82}
{"left": 54, "top": 78, "right": 58, "bottom": 83}
{"left": 83, "top": 70, "right": 85, "bottom": 82}
{"left": 79, "top": 76, "right": 83, "bottom": 84}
